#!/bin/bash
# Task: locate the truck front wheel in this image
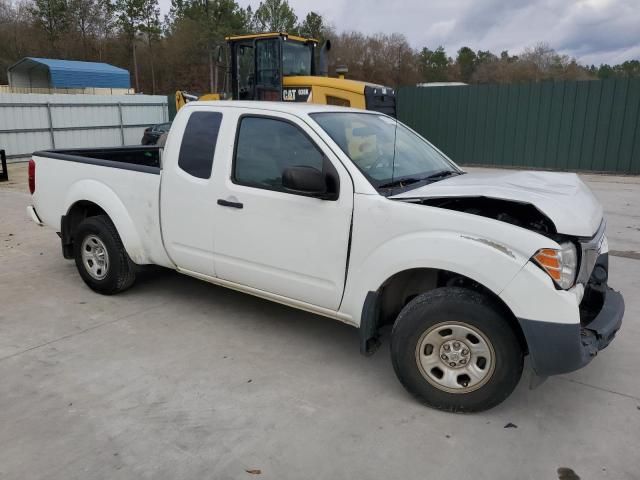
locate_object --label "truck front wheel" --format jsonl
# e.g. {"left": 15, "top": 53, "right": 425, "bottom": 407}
{"left": 73, "top": 215, "right": 136, "bottom": 295}
{"left": 391, "top": 287, "right": 523, "bottom": 412}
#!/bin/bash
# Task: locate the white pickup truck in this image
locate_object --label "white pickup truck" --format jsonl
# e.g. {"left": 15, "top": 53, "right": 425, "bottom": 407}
{"left": 28, "top": 101, "right": 624, "bottom": 412}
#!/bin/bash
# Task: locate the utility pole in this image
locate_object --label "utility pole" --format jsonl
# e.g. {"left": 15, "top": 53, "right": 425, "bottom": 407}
{"left": 209, "top": 47, "right": 214, "bottom": 92}
{"left": 214, "top": 53, "right": 218, "bottom": 92}
{"left": 396, "top": 44, "right": 401, "bottom": 88}
{"left": 202, "top": 0, "right": 215, "bottom": 93}
{"left": 133, "top": 41, "right": 140, "bottom": 92}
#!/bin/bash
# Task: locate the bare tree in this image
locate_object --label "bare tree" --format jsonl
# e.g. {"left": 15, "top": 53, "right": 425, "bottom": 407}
{"left": 27, "top": 0, "right": 69, "bottom": 55}
{"left": 114, "top": 0, "right": 145, "bottom": 90}
{"left": 140, "top": 0, "right": 160, "bottom": 93}
{"left": 67, "top": 0, "right": 106, "bottom": 59}
{"left": 253, "top": 0, "right": 296, "bottom": 32}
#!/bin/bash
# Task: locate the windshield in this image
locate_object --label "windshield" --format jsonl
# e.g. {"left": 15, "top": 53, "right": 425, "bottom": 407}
{"left": 311, "top": 112, "right": 461, "bottom": 190}
{"left": 283, "top": 42, "right": 313, "bottom": 76}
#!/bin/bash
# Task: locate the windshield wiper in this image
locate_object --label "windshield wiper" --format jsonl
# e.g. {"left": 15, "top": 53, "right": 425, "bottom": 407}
{"left": 378, "top": 170, "right": 460, "bottom": 190}
{"left": 378, "top": 177, "right": 424, "bottom": 189}
{"left": 425, "top": 170, "right": 460, "bottom": 181}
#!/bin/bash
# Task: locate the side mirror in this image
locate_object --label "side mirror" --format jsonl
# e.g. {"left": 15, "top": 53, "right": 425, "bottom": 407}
{"left": 282, "top": 166, "right": 331, "bottom": 198}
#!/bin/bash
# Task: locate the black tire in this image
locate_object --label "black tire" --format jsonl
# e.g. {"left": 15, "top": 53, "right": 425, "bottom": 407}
{"left": 73, "top": 215, "right": 136, "bottom": 295}
{"left": 391, "top": 287, "right": 523, "bottom": 412}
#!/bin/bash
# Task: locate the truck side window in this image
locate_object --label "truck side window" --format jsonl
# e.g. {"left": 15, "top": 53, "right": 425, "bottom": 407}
{"left": 234, "top": 116, "right": 324, "bottom": 192}
{"left": 178, "top": 111, "right": 222, "bottom": 179}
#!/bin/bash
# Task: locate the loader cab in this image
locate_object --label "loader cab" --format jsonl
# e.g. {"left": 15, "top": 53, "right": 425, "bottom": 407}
{"left": 228, "top": 33, "right": 317, "bottom": 102}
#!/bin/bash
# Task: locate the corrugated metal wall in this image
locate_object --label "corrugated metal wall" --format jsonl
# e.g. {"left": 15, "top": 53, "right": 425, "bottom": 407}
{"left": 397, "top": 79, "right": 640, "bottom": 174}
{"left": 0, "top": 93, "right": 168, "bottom": 161}
{"left": 0, "top": 86, "right": 134, "bottom": 95}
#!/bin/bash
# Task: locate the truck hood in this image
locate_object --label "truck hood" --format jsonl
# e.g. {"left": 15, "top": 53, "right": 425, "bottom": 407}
{"left": 390, "top": 170, "right": 603, "bottom": 237}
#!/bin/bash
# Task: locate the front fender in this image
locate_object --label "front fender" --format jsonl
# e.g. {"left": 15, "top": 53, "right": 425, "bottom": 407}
{"left": 64, "top": 179, "right": 148, "bottom": 264}
{"left": 339, "top": 195, "right": 564, "bottom": 326}
{"left": 341, "top": 230, "right": 544, "bottom": 325}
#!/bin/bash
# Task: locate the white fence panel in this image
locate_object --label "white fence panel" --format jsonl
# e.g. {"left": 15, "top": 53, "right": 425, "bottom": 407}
{"left": 124, "top": 128, "right": 148, "bottom": 145}
{"left": 54, "top": 128, "right": 123, "bottom": 149}
{"left": 0, "top": 93, "right": 168, "bottom": 161}
{"left": 122, "top": 103, "right": 167, "bottom": 125}
{"left": 51, "top": 104, "right": 121, "bottom": 128}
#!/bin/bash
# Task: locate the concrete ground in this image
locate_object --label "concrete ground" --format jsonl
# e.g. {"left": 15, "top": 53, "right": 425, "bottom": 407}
{"left": 1, "top": 163, "right": 639, "bottom": 480}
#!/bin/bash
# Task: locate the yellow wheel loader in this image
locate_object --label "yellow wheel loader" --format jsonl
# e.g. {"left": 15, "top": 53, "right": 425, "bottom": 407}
{"left": 175, "top": 32, "right": 396, "bottom": 116}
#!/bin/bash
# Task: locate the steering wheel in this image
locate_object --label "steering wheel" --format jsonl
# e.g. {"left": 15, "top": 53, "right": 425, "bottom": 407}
{"left": 361, "top": 149, "right": 394, "bottom": 177}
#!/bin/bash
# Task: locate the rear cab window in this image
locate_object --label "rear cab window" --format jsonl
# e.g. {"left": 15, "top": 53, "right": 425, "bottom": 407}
{"left": 178, "top": 111, "right": 223, "bottom": 179}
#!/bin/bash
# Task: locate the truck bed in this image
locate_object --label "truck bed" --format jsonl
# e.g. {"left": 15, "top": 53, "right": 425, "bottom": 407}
{"left": 31, "top": 146, "right": 170, "bottom": 267}
{"left": 34, "top": 146, "right": 161, "bottom": 173}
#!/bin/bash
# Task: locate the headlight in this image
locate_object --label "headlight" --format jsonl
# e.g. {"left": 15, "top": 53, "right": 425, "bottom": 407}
{"left": 533, "top": 242, "right": 578, "bottom": 289}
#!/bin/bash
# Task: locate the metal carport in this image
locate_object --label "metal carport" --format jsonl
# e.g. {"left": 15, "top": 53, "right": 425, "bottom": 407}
{"left": 7, "top": 58, "right": 130, "bottom": 89}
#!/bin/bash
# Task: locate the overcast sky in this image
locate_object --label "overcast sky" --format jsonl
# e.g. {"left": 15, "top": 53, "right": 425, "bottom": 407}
{"left": 159, "top": 0, "right": 640, "bottom": 66}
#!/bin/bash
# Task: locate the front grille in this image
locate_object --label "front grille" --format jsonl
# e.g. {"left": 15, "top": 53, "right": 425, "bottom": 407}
{"left": 580, "top": 280, "right": 606, "bottom": 326}
{"left": 576, "top": 220, "right": 606, "bottom": 285}
{"left": 579, "top": 248, "right": 609, "bottom": 327}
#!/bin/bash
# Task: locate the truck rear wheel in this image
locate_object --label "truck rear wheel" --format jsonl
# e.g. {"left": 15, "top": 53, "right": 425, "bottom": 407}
{"left": 391, "top": 287, "right": 523, "bottom": 412}
{"left": 73, "top": 215, "right": 136, "bottom": 295}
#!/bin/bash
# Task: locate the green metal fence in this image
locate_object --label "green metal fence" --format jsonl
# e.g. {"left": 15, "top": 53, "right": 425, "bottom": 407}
{"left": 397, "top": 79, "right": 640, "bottom": 174}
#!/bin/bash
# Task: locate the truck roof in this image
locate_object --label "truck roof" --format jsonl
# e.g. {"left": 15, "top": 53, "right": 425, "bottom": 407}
{"left": 183, "top": 100, "right": 380, "bottom": 116}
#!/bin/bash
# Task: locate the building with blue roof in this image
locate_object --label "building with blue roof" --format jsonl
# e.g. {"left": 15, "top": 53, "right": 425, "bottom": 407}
{"left": 7, "top": 58, "right": 131, "bottom": 90}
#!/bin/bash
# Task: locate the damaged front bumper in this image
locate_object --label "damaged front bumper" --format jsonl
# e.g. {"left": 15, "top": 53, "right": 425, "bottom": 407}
{"left": 519, "top": 260, "right": 624, "bottom": 377}
{"left": 579, "top": 288, "right": 624, "bottom": 357}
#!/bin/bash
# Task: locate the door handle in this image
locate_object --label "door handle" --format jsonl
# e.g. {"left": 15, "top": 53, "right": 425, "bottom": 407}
{"left": 217, "top": 199, "right": 243, "bottom": 209}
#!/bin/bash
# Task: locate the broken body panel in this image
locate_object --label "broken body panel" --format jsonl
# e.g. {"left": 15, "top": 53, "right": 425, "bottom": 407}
{"left": 390, "top": 170, "right": 603, "bottom": 237}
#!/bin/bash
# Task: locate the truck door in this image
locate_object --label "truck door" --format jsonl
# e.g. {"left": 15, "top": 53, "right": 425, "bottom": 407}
{"left": 254, "top": 38, "right": 282, "bottom": 101}
{"left": 211, "top": 111, "right": 354, "bottom": 310}
{"left": 160, "top": 108, "right": 223, "bottom": 276}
